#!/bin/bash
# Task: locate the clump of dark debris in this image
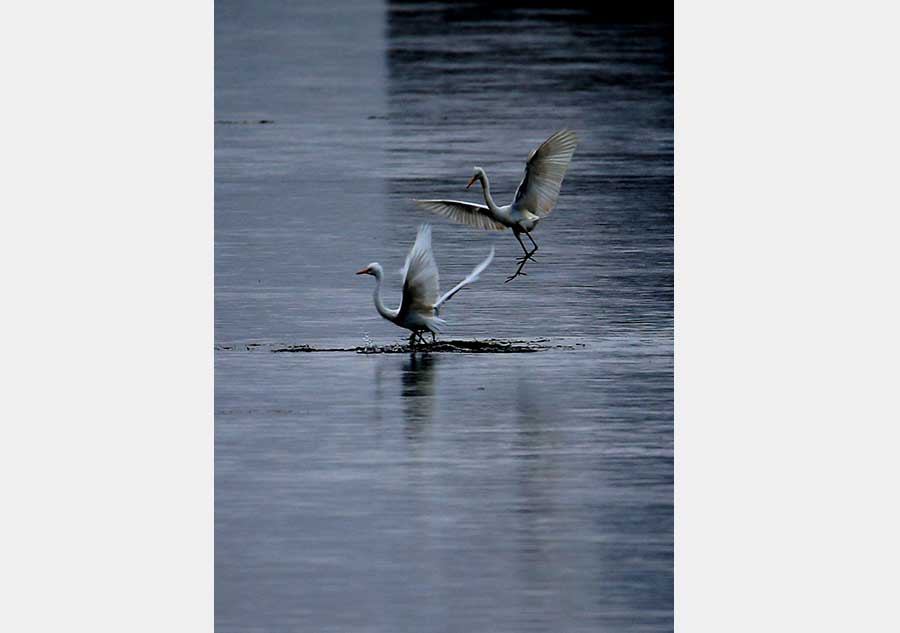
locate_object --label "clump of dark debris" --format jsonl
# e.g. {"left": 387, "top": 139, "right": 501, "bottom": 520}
{"left": 217, "top": 339, "right": 577, "bottom": 354}
{"left": 271, "top": 344, "right": 345, "bottom": 353}
{"left": 356, "top": 339, "right": 559, "bottom": 354}
{"left": 263, "top": 339, "right": 571, "bottom": 354}
{"left": 214, "top": 119, "right": 274, "bottom": 125}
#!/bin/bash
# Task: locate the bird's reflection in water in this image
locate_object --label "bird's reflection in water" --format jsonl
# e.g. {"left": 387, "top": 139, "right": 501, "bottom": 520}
{"left": 514, "top": 378, "right": 558, "bottom": 513}
{"left": 372, "top": 359, "right": 385, "bottom": 425}
{"left": 512, "top": 378, "right": 560, "bottom": 585}
{"left": 401, "top": 353, "right": 438, "bottom": 440}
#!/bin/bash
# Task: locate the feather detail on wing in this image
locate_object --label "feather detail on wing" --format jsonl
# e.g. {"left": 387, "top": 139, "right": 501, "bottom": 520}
{"left": 513, "top": 128, "right": 578, "bottom": 216}
{"left": 435, "top": 247, "right": 494, "bottom": 310}
{"left": 398, "top": 224, "right": 440, "bottom": 319}
{"left": 414, "top": 199, "right": 507, "bottom": 231}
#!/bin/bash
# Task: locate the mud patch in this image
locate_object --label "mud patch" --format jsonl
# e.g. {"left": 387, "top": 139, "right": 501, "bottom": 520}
{"left": 271, "top": 344, "right": 347, "bottom": 353}
{"left": 217, "top": 339, "right": 578, "bottom": 354}
{"left": 355, "top": 339, "right": 566, "bottom": 354}
{"left": 215, "top": 119, "right": 274, "bottom": 125}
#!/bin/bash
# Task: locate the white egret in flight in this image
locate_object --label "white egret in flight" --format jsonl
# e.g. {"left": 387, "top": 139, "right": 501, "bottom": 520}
{"left": 414, "top": 128, "right": 578, "bottom": 282}
{"left": 356, "top": 224, "right": 494, "bottom": 348}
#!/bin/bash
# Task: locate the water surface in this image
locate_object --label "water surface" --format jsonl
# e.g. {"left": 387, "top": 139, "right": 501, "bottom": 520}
{"left": 216, "top": 1, "right": 672, "bottom": 631}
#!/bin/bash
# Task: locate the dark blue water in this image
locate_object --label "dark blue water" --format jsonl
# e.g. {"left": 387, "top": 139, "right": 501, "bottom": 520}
{"left": 216, "top": 2, "right": 672, "bottom": 631}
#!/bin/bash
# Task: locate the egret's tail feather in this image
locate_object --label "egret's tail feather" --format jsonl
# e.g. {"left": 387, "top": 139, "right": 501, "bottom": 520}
{"left": 434, "top": 247, "right": 495, "bottom": 310}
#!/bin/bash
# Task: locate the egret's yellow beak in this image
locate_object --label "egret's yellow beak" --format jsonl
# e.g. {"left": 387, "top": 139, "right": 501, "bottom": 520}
{"left": 356, "top": 268, "right": 368, "bottom": 275}
{"left": 466, "top": 174, "right": 478, "bottom": 189}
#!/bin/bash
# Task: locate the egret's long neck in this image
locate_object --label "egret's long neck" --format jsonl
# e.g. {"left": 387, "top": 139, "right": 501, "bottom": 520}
{"left": 372, "top": 269, "right": 398, "bottom": 322}
{"left": 478, "top": 172, "right": 501, "bottom": 214}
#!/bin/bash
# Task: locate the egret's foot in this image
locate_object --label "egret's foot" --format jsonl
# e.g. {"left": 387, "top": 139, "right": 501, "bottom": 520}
{"left": 504, "top": 270, "right": 528, "bottom": 283}
{"left": 515, "top": 253, "right": 538, "bottom": 265}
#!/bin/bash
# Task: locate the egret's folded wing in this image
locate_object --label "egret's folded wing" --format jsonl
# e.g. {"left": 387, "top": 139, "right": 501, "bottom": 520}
{"left": 513, "top": 129, "right": 578, "bottom": 216}
{"left": 414, "top": 199, "right": 506, "bottom": 231}
{"left": 399, "top": 224, "right": 440, "bottom": 318}
{"left": 435, "top": 247, "right": 494, "bottom": 310}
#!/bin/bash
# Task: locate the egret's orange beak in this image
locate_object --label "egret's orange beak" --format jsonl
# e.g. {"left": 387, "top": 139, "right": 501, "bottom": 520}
{"left": 466, "top": 174, "right": 478, "bottom": 189}
{"left": 356, "top": 268, "right": 368, "bottom": 275}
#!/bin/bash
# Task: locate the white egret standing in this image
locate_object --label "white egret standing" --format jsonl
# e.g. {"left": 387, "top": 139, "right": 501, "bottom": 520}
{"left": 356, "top": 224, "right": 494, "bottom": 348}
{"left": 414, "top": 128, "right": 578, "bottom": 282}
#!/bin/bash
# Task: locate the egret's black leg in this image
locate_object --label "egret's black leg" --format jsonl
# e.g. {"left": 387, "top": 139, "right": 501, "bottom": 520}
{"left": 410, "top": 331, "right": 426, "bottom": 347}
{"left": 514, "top": 232, "right": 539, "bottom": 266}
{"left": 525, "top": 231, "right": 539, "bottom": 256}
{"left": 506, "top": 232, "right": 535, "bottom": 282}
{"left": 431, "top": 332, "right": 436, "bottom": 344}
{"left": 514, "top": 232, "right": 537, "bottom": 262}
{"left": 514, "top": 232, "right": 529, "bottom": 257}
{"left": 408, "top": 332, "right": 416, "bottom": 350}
{"left": 505, "top": 257, "right": 530, "bottom": 283}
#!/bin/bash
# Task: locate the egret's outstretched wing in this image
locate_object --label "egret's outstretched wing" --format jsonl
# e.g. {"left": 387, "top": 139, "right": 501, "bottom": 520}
{"left": 435, "top": 247, "right": 494, "bottom": 310}
{"left": 414, "top": 199, "right": 506, "bottom": 231}
{"left": 398, "top": 224, "right": 440, "bottom": 318}
{"left": 513, "top": 128, "right": 578, "bottom": 216}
